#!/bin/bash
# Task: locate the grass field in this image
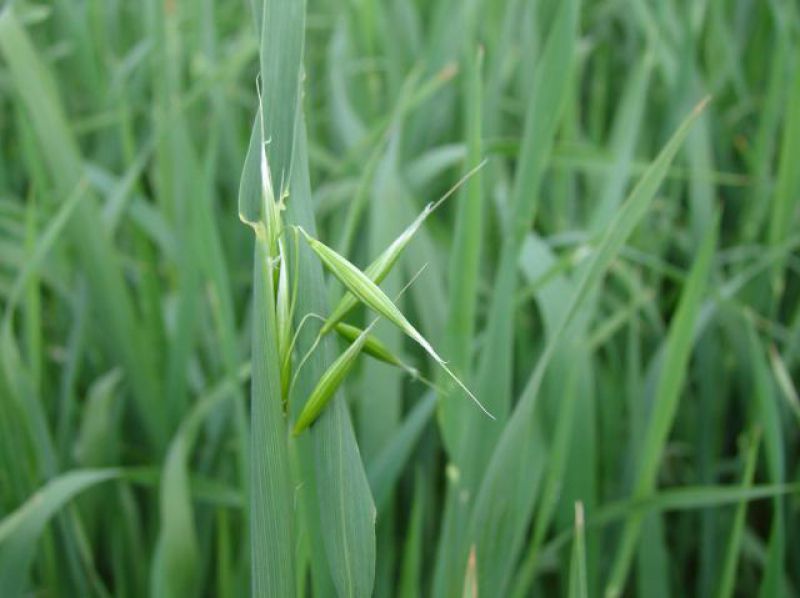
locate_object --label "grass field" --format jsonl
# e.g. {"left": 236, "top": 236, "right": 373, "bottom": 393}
{"left": 1, "top": 0, "right": 799, "bottom": 596}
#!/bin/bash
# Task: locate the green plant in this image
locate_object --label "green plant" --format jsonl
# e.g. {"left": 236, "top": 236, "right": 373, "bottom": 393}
{"left": 1, "top": 0, "right": 799, "bottom": 596}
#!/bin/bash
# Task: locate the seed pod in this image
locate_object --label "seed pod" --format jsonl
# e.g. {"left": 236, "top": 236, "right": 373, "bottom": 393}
{"left": 321, "top": 160, "right": 486, "bottom": 335}
{"left": 298, "top": 227, "right": 493, "bottom": 419}
{"left": 293, "top": 321, "right": 376, "bottom": 435}
{"left": 334, "top": 322, "right": 405, "bottom": 369}
{"left": 322, "top": 206, "right": 431, "bottom": 334}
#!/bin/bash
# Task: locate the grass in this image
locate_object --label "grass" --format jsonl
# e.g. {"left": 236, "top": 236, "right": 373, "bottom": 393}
{"left": 1, "top": 0, "right": 799, "bottom": 596}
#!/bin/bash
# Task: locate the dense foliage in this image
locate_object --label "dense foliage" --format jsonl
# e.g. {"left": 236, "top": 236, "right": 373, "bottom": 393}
{"left": 0, "top": 0, "right": 798, "bottom": 596}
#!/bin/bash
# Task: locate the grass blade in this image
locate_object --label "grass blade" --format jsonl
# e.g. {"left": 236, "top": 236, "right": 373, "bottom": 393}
{"left": 285, "top": 116, "right": 376, "bottom": 598}
{"left": 439, "top": 44, "right": 485, "bottom": 456}
{"left": 716, "top": 428, "right": 761, "bottom": 598}
{"left": 0, "top": 470, "right": 120, "bottom": 595}
{"left": 471, "top": 0, "right": 580, "bottom": 435}
{"left": 150, "top": 367, "right": 247, "bottom": 598}
{"left": 366, "top": 393, "right": 437, "bottom": 512}
{"left": 605, "top": 216, "right": 718, "bottom": 597}
{"left": 568, "top": 503, "right": 588, "bottom": 598}
{"left": 470, "top": 98, "right": 710, "bottom": 596}
{"left": 0, "top": 6, "right": 166, "bottom": 449}
{"left": 244, "top": 195, "right": 295, "bottom": 597}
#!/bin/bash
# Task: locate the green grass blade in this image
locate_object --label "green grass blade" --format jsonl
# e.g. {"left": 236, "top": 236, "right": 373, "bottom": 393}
{"left": 605, "top": 216, "right": 718, "bottom": 597}
{"left": 366, "top": 393, "right": 437, "bottom": 512}
{"left": 768, "top": 345, "right": 800, "bottom": 425}
{"left": 433, "top": 5, "right": 583, "bottom": 582}
{"left": 510, "top": 367, "right": 580, "bottom": 598}
{"left": 439, "top": 44, "right": 485, "bottom": 456}
{"left": 238, "top": 113, "right": 265, "bottom": 229}
{"left": 590, "top": 54, "right": 653, "bottom": 230}
{"left": 0, "top": 5, "right": 166, "bottom": 449}
{"left": 249, "top": 8, "right": 378, "bottom": 595}
{"left": 568, "top": 503, "right": 588, "bottom": 598}
{"left": 253, "top": 3, "right": 376, "bottom": 587}
{"left": 470, "top": 98, "right": 709, "bottom": 596}
{"left": 472, "top": 0, "right": 580, "bottom": 431}
{"left": 257, "top": 0, "right": 306, "bottom": 196}
{"left": 716, "top": 428, "right": 761, "bottom": 598}
{"left": 285, "top": 116, "right": 376, "bottom": 598}
{"left": 0, "top": 469, "right": 120, "bottom": 596}
{"left": 246, "top": 0, "right": 312, "bottom": 592}
{"left": 398, "top": 472, "right": 426, "bottom": 598}
{"left": 73, "top": 370, "right": 123, "bottom": 468}
{"left": 767, "top": 60, "right": 800, "bottom": 307}
{"left": 744, "top": 318, "right": 786, "bottom": 598}
{"left": 536, "top": 483, "right": 800, "bottom": 569}
{"left": 150, "top": 367, "right": 246, "bottom": 598}
{"left": 461, "top": 546, "right": 478, "bottom": 598}
{"left": 246, "top": 214, "right": 295, "bottom": 597}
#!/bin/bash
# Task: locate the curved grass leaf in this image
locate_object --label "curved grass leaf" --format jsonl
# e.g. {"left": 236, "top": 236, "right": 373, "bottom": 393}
{"left": 151, "top": 366, "right": 248, "bottom": 598}
{"left": 250, "top": 0, "right": 377, "bottom": 592}
{"left": 439, "top": 44, "right": 485, "bottom": 456}
{"left": 433, "top": 4, "right": 583, "bottom": 587}
{"left": 470, "top": 0, "right": 581, "bottom": 439}
{"left": 0, "top": 469, "right": 120, "bottom": 596}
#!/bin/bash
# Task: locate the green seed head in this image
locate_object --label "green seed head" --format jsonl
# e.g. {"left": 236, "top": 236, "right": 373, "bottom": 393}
{"left": 334, "top": 322, "right": 404, "bottom": 368}
{"left": 298, "top": 226, "right": 493, "bottom": 419}
{"left": 293, "top": 320, "right": 376, "bottom": 435}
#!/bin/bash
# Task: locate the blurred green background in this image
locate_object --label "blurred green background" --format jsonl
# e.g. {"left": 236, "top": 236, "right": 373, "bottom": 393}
{"left": 0, "top": 0, "right": 798, "bottom": 596}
